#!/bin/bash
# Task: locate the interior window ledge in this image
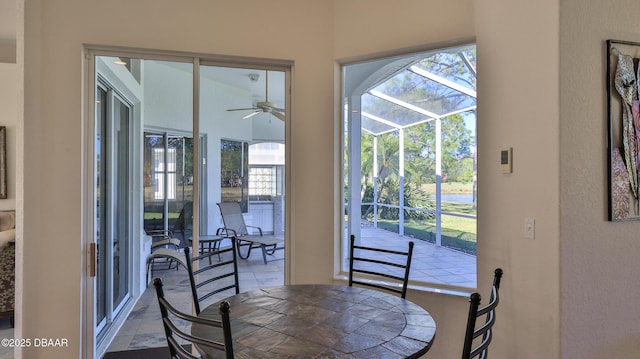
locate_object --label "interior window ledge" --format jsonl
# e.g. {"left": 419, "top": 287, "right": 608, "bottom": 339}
{"left": 332, "top": 274, "right": 473, "bottom": 298}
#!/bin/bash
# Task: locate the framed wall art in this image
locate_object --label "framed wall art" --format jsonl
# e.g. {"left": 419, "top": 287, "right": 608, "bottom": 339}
{"left": 0, "top": 126, "right": 6, "bottom": 199}
{"left": 607, "top": 39, "right": 640, "bottom": 220}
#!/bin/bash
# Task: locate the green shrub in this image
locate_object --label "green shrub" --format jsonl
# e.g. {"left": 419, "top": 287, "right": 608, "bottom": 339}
{"left": 361, "top": 179, "right": 435, "bottom": 220}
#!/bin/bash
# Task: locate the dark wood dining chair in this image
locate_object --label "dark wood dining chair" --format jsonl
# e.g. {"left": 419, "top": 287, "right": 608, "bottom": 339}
{"left": 461, "top": 268, "right": 504, "bottom": 359}
{"left": 153, "top": 278, "right": 234, "bottom": 359}
{"left": 184, "top": 240, "right": 240, "bottom": 314}
{"left": 348, "top": 234, "right": 414, "bottom": 298}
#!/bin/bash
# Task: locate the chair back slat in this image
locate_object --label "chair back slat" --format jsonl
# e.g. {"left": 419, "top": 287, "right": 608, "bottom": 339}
{"left": 348, "top": 234, "right": 414, "bottom": 299}
{"left": 153, "top": 278, "right": 234, "bottom": 359}
{"left": 184, "top": 242, "right": 239, "bottom": 315}
{"left": 462, "top": 268, "right": 503, "bottom": 359}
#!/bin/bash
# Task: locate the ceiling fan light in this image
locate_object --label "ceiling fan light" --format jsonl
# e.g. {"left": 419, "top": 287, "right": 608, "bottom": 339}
{"left": 242, "top": 111, "right": 260, "bottom": 120}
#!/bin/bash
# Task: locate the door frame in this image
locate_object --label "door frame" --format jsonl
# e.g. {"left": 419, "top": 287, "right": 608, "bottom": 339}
{"left": 82, "top": 46, "right": 293, "bottom": 358}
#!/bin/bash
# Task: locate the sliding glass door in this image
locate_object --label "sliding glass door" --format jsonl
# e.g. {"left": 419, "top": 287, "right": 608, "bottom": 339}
{"left": 95, "top": 80, "right": 132, "bottom": 338}
{"left": 89, "top": 50, "right": 290, "bottom": 357}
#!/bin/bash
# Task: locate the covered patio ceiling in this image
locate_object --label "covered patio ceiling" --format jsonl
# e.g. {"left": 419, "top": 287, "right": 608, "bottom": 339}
{"left": 344, "top": 44, "right": 477, "bottom": 242}
{"left": 347, "top": 45, "right": 477, "bottom": 135}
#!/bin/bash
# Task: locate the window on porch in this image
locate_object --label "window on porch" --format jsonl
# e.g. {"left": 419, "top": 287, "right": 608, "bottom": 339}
{"left": 342, "top": 44, "right": 477, "bottom": 290}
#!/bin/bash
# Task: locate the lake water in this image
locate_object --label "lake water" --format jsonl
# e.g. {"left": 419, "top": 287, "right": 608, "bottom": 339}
{"left": 432, "top": 194, "right": 474, "bottom": 204}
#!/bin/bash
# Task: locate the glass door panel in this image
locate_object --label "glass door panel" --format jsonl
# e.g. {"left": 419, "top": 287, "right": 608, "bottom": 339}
{"left": 95, "top": 85, "right": 107, "bottom": 332}
{"left": 199, "top": 64, "right": 286, "bottom": 273}
{"left": 112, "top": 96, "right": 130, "bottom": 311}
{"left": 94, "top": 76, "right": 132, "bottom": 340}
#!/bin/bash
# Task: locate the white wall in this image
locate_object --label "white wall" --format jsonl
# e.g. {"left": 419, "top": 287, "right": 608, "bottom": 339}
{"left": 24, "top": 0, "right": 640, "bottom": 358}
{"left": 21, "top": 1, "right": 334, "bottom": 358}
{"left": 474, "top": 0, "right": 561, "bottom": 358}
{"left": 560, "top": 1, "right": 640, "bottom": 358}
{"left": 333, "top": 1, "right": 477, "bottom": 358}
{"left": 0, "top": 63, "right": 16, "bottom": 210}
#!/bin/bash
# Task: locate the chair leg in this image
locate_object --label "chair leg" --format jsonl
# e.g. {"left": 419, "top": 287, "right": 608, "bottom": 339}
{"left": 261, "top": 245, "right": 268, "bottom": 264}
{"left": 264, "top": 243, "right": 277, "bottom": 255}
{"left": 236, "top": 240, "right": 254, "bottom": 259}
{"left": 214, "top": 241, "right": 222, "bottom": 261}
{"left": 210, "top": 241, "right": 222, "bottom": 262}
{"left": 146, "top": 260, "right": 151, "bottom": 286}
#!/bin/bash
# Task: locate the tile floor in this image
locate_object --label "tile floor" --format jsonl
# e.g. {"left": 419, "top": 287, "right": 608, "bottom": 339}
{"left": 360, "top": 225, "right": 477, "bottom": 289}
{"left": 104, "top": 226, "right": 475, "bottom": 355}
{"left": 0, "top": 320, "right": 12, "bottom": 359}
{"left": 0, "top": 226, "right": 476, "bottom": 358}
{"left": 105, "top": 247, "right": 286, "bottom": 355}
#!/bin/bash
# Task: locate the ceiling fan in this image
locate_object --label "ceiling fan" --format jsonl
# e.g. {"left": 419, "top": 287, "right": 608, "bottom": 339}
{"left": 227, "top": 70, "right": 285, "bottom": 121}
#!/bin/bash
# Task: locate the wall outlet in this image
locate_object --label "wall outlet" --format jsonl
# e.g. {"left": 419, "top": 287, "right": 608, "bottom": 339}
{"left": 524, "top": 217, "right": 535, "bottom": 240}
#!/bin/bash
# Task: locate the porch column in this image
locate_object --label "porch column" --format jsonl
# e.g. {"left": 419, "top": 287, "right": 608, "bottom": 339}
{"left": 399, "top": 128, "right": 405, "bottom": 236}
{"left": 373, "top": 135, "right": 378, "bottom": 228}
{"left": 348, "top": 95, "right": 362, "bottom": 245}
{"left": 435, "top": 117, "right": 442, "bottom": 246}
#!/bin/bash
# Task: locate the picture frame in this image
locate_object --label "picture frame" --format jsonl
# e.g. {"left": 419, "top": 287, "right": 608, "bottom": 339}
{"left": 0, "top": 126, "right": 6, "bottom": 199}
{"left": 607, "top": 39, "right": 640, "bottom": 220}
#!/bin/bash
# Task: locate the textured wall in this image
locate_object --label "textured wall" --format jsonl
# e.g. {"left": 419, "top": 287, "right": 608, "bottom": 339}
{"left": 22, "top": 0, "right": 617, "bottom": 357}
{"left": 474, "top": 0, "right": 561, "bottom": 357}
{"left": 560, "top": 1, "right": 640, "bottom": 358}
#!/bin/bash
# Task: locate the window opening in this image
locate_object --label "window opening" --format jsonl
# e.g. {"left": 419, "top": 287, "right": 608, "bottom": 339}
{"left": 342, "top": 44, "right": 477, "bottom": 290}
{"left": 220, "top": 139, "right": 249, "bottom": 213}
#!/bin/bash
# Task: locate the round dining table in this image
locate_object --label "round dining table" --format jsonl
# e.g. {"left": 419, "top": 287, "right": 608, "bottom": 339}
{"left": 192, "top": 284, "right": 436, "bottom": 358}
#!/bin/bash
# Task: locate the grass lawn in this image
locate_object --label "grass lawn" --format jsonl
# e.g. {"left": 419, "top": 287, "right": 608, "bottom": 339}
{"left": 373, "top": 199, "right": 477, "bottom": 255}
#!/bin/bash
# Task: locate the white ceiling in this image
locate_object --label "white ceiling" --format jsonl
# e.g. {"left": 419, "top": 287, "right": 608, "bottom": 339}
{"left": 159, "top": 61, "right": 286, "bottom": 110}
{"left": 202, "top": 66, "right": 285, "bottom": 108}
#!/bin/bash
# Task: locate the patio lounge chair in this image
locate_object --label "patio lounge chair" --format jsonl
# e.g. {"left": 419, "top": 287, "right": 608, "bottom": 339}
{"left": 216, "top": 202, "right": 284, "bottom": 264}
{"left": 145, "top": 236, "right": 187, "bottom": 285}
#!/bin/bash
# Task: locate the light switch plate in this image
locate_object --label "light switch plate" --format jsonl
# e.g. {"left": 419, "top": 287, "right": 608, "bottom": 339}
{"left": 501, "top": 147, "right": 512, "bottom": 174}
{"left": 524, "top": 217, "right": 535, "bottom": 240}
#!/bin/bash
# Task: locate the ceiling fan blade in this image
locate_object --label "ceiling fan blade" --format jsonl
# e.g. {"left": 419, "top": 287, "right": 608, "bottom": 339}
{"left": 242, "top": 111, "right": 261, "bottom": 120}
{"left": 271, "top": 111, "right": 286, "bottom": 121}
{"left": 228, "top": 107, "right": 258, "bottom": 112}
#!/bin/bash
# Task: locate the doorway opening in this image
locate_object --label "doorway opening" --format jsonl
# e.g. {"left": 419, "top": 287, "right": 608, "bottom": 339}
{"left": 88, "top": 51, "right": 289, "bottom": 356}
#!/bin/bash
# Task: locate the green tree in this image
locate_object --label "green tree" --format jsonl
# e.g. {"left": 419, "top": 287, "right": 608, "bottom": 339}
{"left": 403, "top": 114, "right": 473, "bottom": 184}
{"left": 356, "top": 48, "right": 476, "bottom": 218}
